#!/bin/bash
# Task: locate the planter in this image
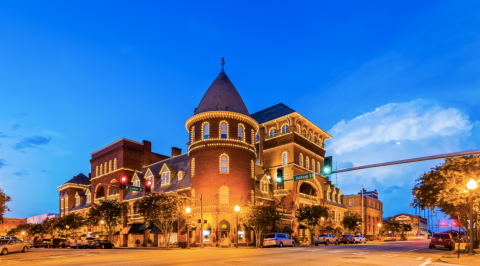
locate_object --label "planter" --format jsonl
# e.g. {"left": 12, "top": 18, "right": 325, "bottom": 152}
{"left": 135, "top": 244, "right": 140, "bottom": 247}
{"left": 147, "top": 244, "right": 151, "bottom": 247}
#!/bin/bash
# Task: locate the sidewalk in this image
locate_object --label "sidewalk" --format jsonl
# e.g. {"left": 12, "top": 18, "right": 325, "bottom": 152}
{"left": 437, "top": 249, "right": 480, "bottom": 266}
{"left": 116, "top": 246, "right": 258, "bottom": 250}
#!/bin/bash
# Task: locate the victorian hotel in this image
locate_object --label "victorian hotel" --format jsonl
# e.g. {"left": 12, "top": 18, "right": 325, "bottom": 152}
{"left": 57, "top": 60, "right": 348, "bottom": 247}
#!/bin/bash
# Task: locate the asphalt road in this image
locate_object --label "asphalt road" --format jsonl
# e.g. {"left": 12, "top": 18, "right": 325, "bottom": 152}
{"left": 0, "top": 240, "right": 466, "bottom": 266}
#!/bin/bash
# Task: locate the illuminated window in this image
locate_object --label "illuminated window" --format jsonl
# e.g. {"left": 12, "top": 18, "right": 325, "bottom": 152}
{"left": 238, "top": 124, "right": 244, "bottom": 141}
{"left": 100, "top": 164, "right": 103, "bottom": 175}
{"left": 269, "top": 128, "right": 276, "bottom": 137}
{"left": 299, "top": 153, "right": 303, "bottom": 167}
{"left": 306, "top": 157, "right": 310, "bottom": 170}
{"left": 220, "top": 154, "right": 229, "bottom": 173}
{"left": 219, "top": 186, "right": 229, "bottom": 205}
{"left": 109, "top": 160, "right": 112, "bottom": 172}
{"left": 317, "top": 162, "right": 320, "bottom": 174}
{"left": 114, "top": 158, "right": 117, "bottom": 170}
{"left": 191, "top": 126, "right": 196, "bottom": 142}
{"left": 191, "top": 158, "right": 195, "bottom": 176}
{"left": 61, "top": 198, "right": 64, "bottom": 210}
{"left": 65, "top": 197, "right": 68, "bottom": 211}
{"left": 220, "top": 122, "right": 228, "bottom": 139}
{"left": 261, "top": 176, "right": 269, "bottom": 193}
{"left": 283, "top": 152, "right": 288, "bottom": 166}
{"left": 311, "top": 159, "right": 315, "bottom": 173}
{"left": 104, "top": 162, "right": 108, "bottom": 174}
{"left": 96, "top": 166, "right": 98, "bottom": 177}
{"left": 86, "top": 190, "right": 91, "bottom": 203}
{"left": 162, "top": 171, "right": 170, "bottom": 185}
{"left": 203, "top": 123, "right": 210, "bottom": 140}
{"left": 178, "top": 171, "right": 184, "bottom": 180}
{"left": 255, "top": 132, "right": 259, "bottom": 142}
{"left": 76, "top": 195, "right": 80, "bottom": 206}
{"left": 281, "top": 124, "right": 289, "bottom": 134}
{"left": 133, "top": 176, "right": 140, "bottom": 187}
{"left": 109, "top": 187, "right": 119, "bottom": 196}
{"left": 145, "top": 170, "right": 155, "bottom": 188}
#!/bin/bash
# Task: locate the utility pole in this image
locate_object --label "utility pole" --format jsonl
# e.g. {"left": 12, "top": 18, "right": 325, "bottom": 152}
{"left": 362, "top": 185, "right": 364, "bottom": 235}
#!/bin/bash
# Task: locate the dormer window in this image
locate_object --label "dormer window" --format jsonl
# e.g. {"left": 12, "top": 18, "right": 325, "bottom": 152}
{"left": 133, "top": 176, "right": 140, "bottom": 187}
{"left": 162, "top": 171, "right": 170, "bottom": 185}
{"left": 145, "top": 169, "right": 154, "bottom": 189}
{"left": 86, "top": 190, "right": 91, "bottom": 203}
{"left": 178, "top": 171, "right": 184, "bottom": 180}
{"left": 76, "top": 194, "right": 80, "bottom": 206}
{"left": 281, "top": 124, "right": 288, "bottom": 134}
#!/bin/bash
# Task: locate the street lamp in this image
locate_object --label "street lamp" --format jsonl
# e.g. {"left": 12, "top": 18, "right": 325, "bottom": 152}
{"left": 100, "top": 220, "right": 104, "bottom": 240}
{"left": 186, "top": 207, "right": 191, "bottom": 249}
{"left": 21, "top": 231, "right": 25, "bottom": 241}
{"left": 467, "top": 179, "right": 477, "bottom": 256}
{"left": 235, "top": 205, "right": 240, "bottom": 248}
{"left": 378, "top": 223, "right": 382, "bottom": 237}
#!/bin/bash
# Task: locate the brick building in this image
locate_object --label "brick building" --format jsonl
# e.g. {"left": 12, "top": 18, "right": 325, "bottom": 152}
{"left": 343, "top": 189, "right": 383, "bottom": 236}
{"left": 385, "top": 213, "right": 428, "bottom": 237}
{"left": 0, "top": 218, "right": 27, "bottom": 236}
{"left": 57, "top": 59, "right": 348, "bottom": 247}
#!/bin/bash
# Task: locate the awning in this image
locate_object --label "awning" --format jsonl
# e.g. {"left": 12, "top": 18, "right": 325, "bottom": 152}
{"left": 283, "top": 226, "right": 294, "bottom": 233}
{"left": 420, "top": 230, "right": 431, "bottom": 235}
{"left": 271, "top": 225, "right": 282, "bottom": 233}
{"left": 325, "top": 226, "right": 334, "bottom": 231}
{"left": 122, "top": 223, "right": 144, "bottom": 235}
{"left": 142, "top": 221, "right": 178, "bottom": 234}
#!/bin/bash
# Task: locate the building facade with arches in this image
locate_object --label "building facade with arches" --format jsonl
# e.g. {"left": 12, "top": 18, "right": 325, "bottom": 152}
{"left": 57, "top": 59, "right": 348, "bottom": 247}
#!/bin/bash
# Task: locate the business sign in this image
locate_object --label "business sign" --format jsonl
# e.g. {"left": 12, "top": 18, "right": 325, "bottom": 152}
{"left": 395, "top": 215, "right": 411, "bottom": 221}
{"left": 125, "top": 185, "right": 144, "bottom": 192}
{"left": 293, "top": 173, "right": 313, "bottom": 181}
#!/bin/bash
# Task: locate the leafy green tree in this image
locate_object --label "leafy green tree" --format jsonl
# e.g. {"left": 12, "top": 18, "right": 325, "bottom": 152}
{"left": 7, "top": 223, "right": 32, "bottom": 238}
{"left": 42, "top": 217, "right": 61, "bottom": 237}
{"left": 87, "top": 200, "right": 128, "bottom": 241}
{"left": 0, "top": 188, "right": 12, "bottom": 224}
{"left": 30, "top": 223, "right": 47, "bottom": 239}
{"left": 412, "top": 155, "right": 480, "bottom": 251}
{"left": 240, "top": 202, "right": 281, "bottom": 247}
{"left": 341, "top": 213, "right": 363, "bottom": 234}
{"left": 383, "top": 222, "right": 401, "bottom": 236}
{"left": 295, "top": 205, "right": 329, "bottom": 243}
{"left": 134, "top": 194, "right": 185, "bottom": 249}
{"left": 399, "top": 224, "right": 412, "bottom": 240}
{"left": 57, "top": 213, "right": 86, "bottom": 238}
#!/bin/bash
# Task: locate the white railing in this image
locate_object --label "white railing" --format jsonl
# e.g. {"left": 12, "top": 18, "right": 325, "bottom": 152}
{"left": 299, "top": 193, "right": 317, "bottom": 201}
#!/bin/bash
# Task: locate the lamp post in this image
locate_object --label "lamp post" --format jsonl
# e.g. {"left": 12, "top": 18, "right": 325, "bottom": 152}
{"left": 378, "top": 223, "right": 382, "bottom": 237}
{"left": 235, "top": 205, "right": 240, "bottom": 248}
{"left": 186, "top": 207, "right": 191, "bottom": 249}
{"left": 65, "top": 225, "right": 70, "bottom": 239}
{"left": 467, "top": 179, "right": 477, "bottom": 256}
{"left": 21, "top": 231, "right": 25, "bottom": 241}
{"left": 100, "top": 220, "right": 104, "bottom": 240}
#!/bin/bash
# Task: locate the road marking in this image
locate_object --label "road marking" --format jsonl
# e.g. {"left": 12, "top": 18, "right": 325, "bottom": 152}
{"left": 382, "top": 255, "right": 386, "bottom": 256}
{"left": 420, "top": 258, "right": 432, "bottom": 266}
{"left": 351, "top": 252, "right": 369, "bottom": 255}
{"left": 416, "top": 257, "right": 423, "bottom": 260}
{"left": 49, "top": 256, "right": 66, "bottom": 259}
{"left": 328, "top": 250, "right": 345, "bottom": 253}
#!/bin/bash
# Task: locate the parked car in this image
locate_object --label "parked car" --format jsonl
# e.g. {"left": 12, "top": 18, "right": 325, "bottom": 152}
{"left": 313, "top": 234, "right": 338, "bottom": 246}
{"left": 0, "top": 239, "right": 29, "bottom": 255}
{"left": 430, "top": 233, "right": 455, "bottom": 251}
{"left": 353, "top": 235, "right": 367, "bottom": 244}
{"left": 384, "top": 235, "right": 397, "bottom": 242}
{"left": 51, "top": 238, "right": 71, "bottom": 248}
{"left": 263, "top": 234, "right": 295, "bottom": 248}
{"left": 89, "top": 239, "right": 115, "bottom": 249}
{"left": 0, "top": 236, "right": 19, "bottom": 240}
{"left": 33, "top": 238, "right": 52, "bottom": 248}
{"left": 340, "top": 235, "right": 355, "bottom": 244}
{"left": 71, "top": 237, "right": 96, "bottom": 249}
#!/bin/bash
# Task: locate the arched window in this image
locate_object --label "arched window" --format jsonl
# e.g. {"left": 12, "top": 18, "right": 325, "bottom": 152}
{"left": 191, "top": 158, "right": 195, "bottom": 176}
{"left": 203, "top": 123, "right": 210, "bottom": 140}
{"left": 299, "top": 153, "right": 303, "bottom": 167}
{"left": 317, "top": 162, "right": 321, "bottom": 174}
{"left": 269, "top": 128, "right": 276, "bottom": 137}
{"left": 109, "top": 160, "right": 112, "bottom": 172}
{"left": 114, "top": 158, "right": 117, "bottom": 170}
{"left": 305, "top": 157, "right": 310, "bottom": 170}
{"left": 65, "top": 197, "right": 69, "bottom": 211}
{"left": 104, "top": 162, "right": 108, "bottom": 174}
{"left": 220, "top": 122, "right": 228, "bottom": 139}
{"left": 100, "top": 164, "right": 103, "bottom": 175}
{"left": 96, "top": 166, "right": 98, "bottom": 177}
{"left": 133, "top": 176, "right": 140, "bottom": 187}
{"left": 281, "top": 124, "right": 289, "bottom": 134}
{"left": 238, "top": 124, "right": 244, "bottom": 141}
{"left": 76, "top": 193, "right": 80, "bottom": 206}
{"left": 302, "top": 128, "right": 307, "bottom": 136}
{"left": 219, "top": 186, "right": 229, "bottom": 205}
{"left": 86, "top": 190, "right": 91, "bottom": 203}
{"left": 261, "top": 176, "right": 269, "bottom": 193}
{"left": 283, "top": 152, "right": 288, "bottom": 166}
{"left": 191, "top": 126, "right": 195, "bottom": 142}
{"left": 255, "top": 132, "right": 259, "bottom": 142}
{"left": 220, "top": 154, "right": 229, "bottom": 173}
{"left": 161, "top": 169, "right": 170, "bottom": 185}
{"left": 312, "top": 159, "right": 315, "bottom": 173}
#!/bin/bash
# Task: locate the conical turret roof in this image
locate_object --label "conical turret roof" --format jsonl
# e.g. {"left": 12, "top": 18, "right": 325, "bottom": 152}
{"left": 195, "top": 60, "right": 249, "bottom": 116}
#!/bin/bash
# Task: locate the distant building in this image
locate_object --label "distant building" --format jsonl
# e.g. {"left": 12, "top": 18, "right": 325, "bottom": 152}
{"left": 385, "top": 213, "right": 429, "bottom": 237}
{"left": 0, "top": 218, "right": 27, "bottom": 236}
{"left": 27, "top": 213, "right": 59, "bottom": 224}
{"left": 343, "top": 189, "right": 384, "bottom": 236}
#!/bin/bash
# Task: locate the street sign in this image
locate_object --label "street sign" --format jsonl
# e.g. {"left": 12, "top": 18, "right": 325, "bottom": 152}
{"left": 125, "top": 185, "right": 144, "bottom": 192}
{"left": 293, "top": 173, "right": 313, "bottom": 181}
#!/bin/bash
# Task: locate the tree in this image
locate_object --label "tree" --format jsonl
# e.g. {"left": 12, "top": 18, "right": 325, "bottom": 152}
{"left": 240, "top": 202, "right": 281, "bottom": 247}
{"left": 134, "top": 194, "right": 186, "bottom": 249}
{"left": 341, "top": 213, "right": 363, "bottom": 234}
{"left": 30, "top": 223, "right": 47, "bottom": 239}
{"left": 42, "top": 217, "right": 61, "bottom": 237}
{"left": 383, "top": 222, "right": 401, "bottom": 236}
{"left": 295, "top": 205, "right": 330, "bottom": 242}
{"left": 399, "top": 224, "right": 412, "bottom": 240}
{"left": 7, "top": 223, "right": 32, "bottom": 239}
{"left": 57, "top": 213, "right": 86, "bottom": 238}
{"left": 0, "top": 188, "right": 12, "bottom": 224}
{"left": 412, "top": 155, "right": 480, "bottom": 251}
{"left": 87, "top": 200, "right": 128, "bottom": 241}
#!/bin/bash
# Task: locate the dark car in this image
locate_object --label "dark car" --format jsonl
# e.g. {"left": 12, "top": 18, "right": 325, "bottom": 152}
{"left": 51, "top": 238, "right": 70, "bottom": 248}
{"left": 430, "top": 233, "right": 455, "bottom": 250}
{"left": 340, "top": 235, "right": 355, "bottom": 244}
{"left": 33, "top": 238, "right": 52, "bottom": 248}
{"left": 89, "top": 240, "right": 115, "bottom": 249}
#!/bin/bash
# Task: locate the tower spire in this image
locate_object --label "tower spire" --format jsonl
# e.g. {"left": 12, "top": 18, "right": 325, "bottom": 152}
{"left": 220, "top": 57, "right": 225, "bottom": 73}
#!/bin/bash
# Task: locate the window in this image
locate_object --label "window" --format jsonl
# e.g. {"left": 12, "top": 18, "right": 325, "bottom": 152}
{"left": 61, "top": 198, "right": 64, "bottom": 209}
{"left": 100, "top": 164, "right": 103, "bottom": 175}
{"left": 283, "top": 152, "right": 288, "bottom": 166}
{"left": 162, "top": 171, "right": 170, "bottom": 185}
{"left": 251, "top": 190, "right": 254, "bottom": 203}
{"left": 305, "top": 157, "right": 309, "bottom": 170}
{"left": 269, "top": 128, "right": 276, "bottom": 137}
{"left": 191, "top": 126, "right": 196, "bottom": 142}
{"left": 219, "top": 186, "right": 229, "bottom": 205}
{"left": 220, "top": 122, "right": 228, "bottom": 139}
{"left": 281, "top": 124, "right": 289, "bottom": 134}
{"left": 109, "top": 160, "right": 112, "bottom": 172}
{"left": 203, "top": 123, "right": 209, "bottom": 140}
{"left": 114, "top": 158, "right": 117, "bottom": 170}
{"left": 178, "top": 171, "right": 184, "bottom": 180}
{"left": 220, "top": 154, "right": 229, "bottom": 173}
{"left": 104, "top": 162, "right": 108, "bottom": 174}
{"left": 261, "top": 177, "right": 269, "bottom": 193}
{"left": 133, "top": 176, "right": 140, "bottom": 187}
{"left": 317, "top": 162, "right": 320, "bottom": 174}
{"left": 65, "top": 197, "right": 68, "bottom": 210}
{"left": 299, "top": 154, "right": 303, "bottom": 167}
{"left": 76, "top": 196, "right": 80, "bottom": 206}
{"left": 255, "top": 133, "right": 259, "bottom": 142}
{"left": 96, "top": 166, "right": 98, "bottom": 177}
{"left": 238, "top": 125, "right": 244, "bottom": 141}
{"left": 311, "top": 159, "right": 315, "bottom": 173}
{"left": 86, "top": 190, "right": 91, "bottom": 203}
{"left": 191, "top": 158, "right": 195, "bottom": 176}
{"left": 349, "top": 199, "right": 354, "bottom": 206}
{"left": 109, "top": 187, "right": 119, "bottom": 196}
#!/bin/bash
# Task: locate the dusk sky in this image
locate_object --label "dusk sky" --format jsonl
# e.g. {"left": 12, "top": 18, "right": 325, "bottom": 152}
{"left": 1, "top": 1, "right": 479, "bottom": 222}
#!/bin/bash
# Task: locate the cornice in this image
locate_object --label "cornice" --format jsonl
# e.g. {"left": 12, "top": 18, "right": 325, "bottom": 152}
{"left": 185, "top": 111, "right": 259, "bottom": 133}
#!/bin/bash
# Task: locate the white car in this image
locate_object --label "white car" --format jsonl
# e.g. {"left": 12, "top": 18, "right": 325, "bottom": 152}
{"left": 313, "top": 234, "right": 339, "bottom": 246}
{"left": 263, "top": 233, "right": 295, "bottom": 248}
{"left": 0, "top": 239, "right": 29, "bottom": 255}
{"left": 353, "top": 235, "right": 366, "bottom": 244}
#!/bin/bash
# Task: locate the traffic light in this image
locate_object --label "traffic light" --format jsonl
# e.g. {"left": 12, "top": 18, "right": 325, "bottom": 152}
{"left": 453, "top": 221, "right": 458, "bottom": 226}
{"left": 323, "top": 156, "right": 332, "bottom": 175}
{"left": 120, "top": 176, "right": 127, "bottom": 189}
{"left": 204, "top": 220, "right": 207, "bottom": 224}
{"left": 276, "top": 168, "right": 284, "bottom": 185}
{"left": 441, "top": 222, "right": 446, "bottom": 227}
{"left": 145, "top": 180, "right": 152, "bottom": 193}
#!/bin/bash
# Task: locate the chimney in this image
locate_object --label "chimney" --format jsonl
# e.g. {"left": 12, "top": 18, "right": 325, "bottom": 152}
{"left": 142, "top": 140, "right": 152, "bottom": 152}
{"left": 88, "top": 173, "right": 91, "bottom": 179}
{"left": 171, "top": 147, "right": 182, "bottom": 157}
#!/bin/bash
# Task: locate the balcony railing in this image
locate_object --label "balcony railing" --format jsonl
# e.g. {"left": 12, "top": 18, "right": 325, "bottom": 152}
{"left": 299, "top": 193, "right": 317, "bottom": 201}
{"left": 274, "top": 189, "right": 287, "bottom": 196}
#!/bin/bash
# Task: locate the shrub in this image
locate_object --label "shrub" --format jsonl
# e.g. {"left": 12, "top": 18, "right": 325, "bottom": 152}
{"left": 135, "top": 239, "right": 140, "bottom": 245}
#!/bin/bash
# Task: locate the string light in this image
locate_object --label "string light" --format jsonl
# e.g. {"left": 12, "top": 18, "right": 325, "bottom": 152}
{"left": 185, "top": 111, "right": 259, "bottom": 132}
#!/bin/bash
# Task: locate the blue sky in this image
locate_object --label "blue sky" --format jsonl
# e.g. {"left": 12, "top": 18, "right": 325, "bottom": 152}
{"left": 1, "top": 1, "right": 479, "bottom": 224}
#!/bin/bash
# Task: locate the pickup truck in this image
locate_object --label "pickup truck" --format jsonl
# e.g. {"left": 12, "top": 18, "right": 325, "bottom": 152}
{"left": 33, "top": 238, "right": 52, "bottom": 248}
{"left": 71, "top": 237, "right": 96, "bottom": 249}
{"left": 353, "top": 234, "right": 366, "bottom": 244}
{"left": 313, "top": 234, "right": 338, "bottom": 246}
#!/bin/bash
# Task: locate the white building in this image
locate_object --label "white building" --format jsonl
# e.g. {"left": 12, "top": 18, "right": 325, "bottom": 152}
{"left": 27, "top": 213, "right": 59, "bottom": 224}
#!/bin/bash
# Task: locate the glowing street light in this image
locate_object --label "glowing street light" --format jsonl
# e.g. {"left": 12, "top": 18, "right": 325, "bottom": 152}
{"left": 100, "top": 220, "right": 105, "bottom": 239}
{"left": 467, "top": 179, "right": 477, "bottom": 256}
{"left": 467, "top": 179, "right": 477, "bottom": 190}
{"left": 186, "top": 207, "right": 191, "bottom": 249}
{"left": 235, "top": 205, "right": 240, "bottom": 248}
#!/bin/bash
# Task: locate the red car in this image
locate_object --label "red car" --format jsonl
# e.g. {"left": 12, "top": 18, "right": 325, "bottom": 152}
{"left": 429, "top": 233, "right": 455, "bottom": 250}
{"left": 340, "top": 235, "right": 355, "bottom": 244}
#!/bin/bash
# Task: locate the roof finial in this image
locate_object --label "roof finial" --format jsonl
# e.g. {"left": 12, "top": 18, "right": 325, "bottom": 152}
{"left": 220, "top": 57, "right": 225, "bottom": 73}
